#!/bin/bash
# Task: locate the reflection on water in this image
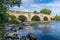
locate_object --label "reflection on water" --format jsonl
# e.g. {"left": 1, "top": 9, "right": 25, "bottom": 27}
{"left": 38, "top": 22, "right": 51, "bottom": 33}
{"left": 5, "top": 21, "right": 60, "bottom": 40}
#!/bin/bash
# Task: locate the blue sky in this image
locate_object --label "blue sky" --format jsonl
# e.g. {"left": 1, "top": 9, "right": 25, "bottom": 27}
{"left": 9, "top": 0, "right": 60, "bottom": 16}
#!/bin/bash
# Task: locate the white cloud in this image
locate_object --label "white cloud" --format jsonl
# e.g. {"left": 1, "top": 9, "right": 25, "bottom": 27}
{"left": 9, "top": 0, "right": 60, "bottom": 16}
{"left": 29, "top": 0, "right": 60, "bottom": 16}
{"left": 12, "top": 6, "right": 19, "bottom": 8}
{"left": 22, "top": 0, "right": 34, "bottom": 2}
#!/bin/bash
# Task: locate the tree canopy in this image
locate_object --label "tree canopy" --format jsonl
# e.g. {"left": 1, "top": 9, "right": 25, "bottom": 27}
{"left": 40, "top": 8, "right": 51, "bottom": 15}
{"left": 0, "top": 0, "right": 21, "bottom": 24}
{"left": 54, "top": 15, "right": 60, "bottom": 21}
{"left": 33, "top": 10, "right": 37, "bottom": 13}
{"left": 0, "top": 0, "right": 21, "bottom": 7}
{"left": 9, "top": 15, "right": 19, "bottom": 24}
{"left": 0, "top": 3, "right": 9, "bottom": 23}
{"left": 0, "top": 1, "right": 21, "bottom": 40}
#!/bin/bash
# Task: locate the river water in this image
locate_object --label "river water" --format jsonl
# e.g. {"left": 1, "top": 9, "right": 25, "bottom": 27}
{"left": 5, "top": 21, "right": 60, "bottom": 40}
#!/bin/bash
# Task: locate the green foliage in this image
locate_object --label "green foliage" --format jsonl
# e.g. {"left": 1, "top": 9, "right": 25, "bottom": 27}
{"left": 54, "top": 15, "right": 60, "bottom": 21}
{"left": 9, "top": 15, "right": 19, "bottom": 24}
{"left": 0, "top": 0, "right": 21, "bottom": 7}
{"left": 34, "top": 10, "right": 37, "bottom": 13}
{"left": 40, "top": 8, "right": 51, "bottom": 15}
{"left": 30, "top": 21, "right": 36, "bottom": 25}
{"left": 0, "top": 3, "right": 9, "bottom": 24}
{"left": 0, "top": 0, "right": 21, "bottom": 24}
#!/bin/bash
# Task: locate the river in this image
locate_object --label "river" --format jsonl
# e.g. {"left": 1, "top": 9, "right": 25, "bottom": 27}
{"left": 5, "top": 21, "right": 60, "bottom": 40}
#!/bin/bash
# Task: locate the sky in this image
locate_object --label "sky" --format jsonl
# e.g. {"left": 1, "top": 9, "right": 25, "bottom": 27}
{"left": 9, "top": 0, "right": 60, "bottom": 16}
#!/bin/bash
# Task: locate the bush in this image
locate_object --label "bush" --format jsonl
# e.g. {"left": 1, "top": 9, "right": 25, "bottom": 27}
{"left": 54, "top": 15, "right": 60, "bottom": 21}
{"left": 9, "top": 15, "right": 19, "bottom": 24}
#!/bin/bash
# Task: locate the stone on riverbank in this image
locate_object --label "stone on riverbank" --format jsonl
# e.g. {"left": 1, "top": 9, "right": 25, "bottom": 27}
{"left": 27, "top": 33, "right": 37, "bottom": 40}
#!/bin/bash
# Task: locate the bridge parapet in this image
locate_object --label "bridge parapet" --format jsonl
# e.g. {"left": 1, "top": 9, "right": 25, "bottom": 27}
{"left": 7, "top": 10, "right": 54, "bottom": 21}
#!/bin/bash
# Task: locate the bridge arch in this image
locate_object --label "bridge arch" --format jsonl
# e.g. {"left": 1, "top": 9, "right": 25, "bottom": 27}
{"left": 31, "top": 15, "right": 40, "bottom": 21}
{"left": 43, "top": 16, "right": 48, "bottom": 21}
{"left": 18, "top": 15, "right": 27, "bottom": 22}
{"left": 50, "top": 17, "right": 54, "bottom": 20}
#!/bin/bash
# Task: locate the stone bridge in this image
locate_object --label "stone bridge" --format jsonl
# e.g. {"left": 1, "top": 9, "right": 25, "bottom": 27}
{"left": 7, "top": 10, "right": 54, "bottom": 22}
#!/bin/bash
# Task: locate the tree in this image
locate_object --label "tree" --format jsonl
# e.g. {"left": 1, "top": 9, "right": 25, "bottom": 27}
{"left": 0, "top": 0, "right": 21, "bottom": 24}
{"left": 40, "top": 8, "right": 51, "bottom": 15}
{"left": 0, "top": 3, "right": 9, "bottom": 23}
{"left": 54, "top": 15, "right": 60, "bottom": 21}
{"left": 9, "top": 15, "right": 19, "bottom": 24}
{"left": 0, "top": 0, "right": 21, "bottom": 7}
{"left": 0, "top": 0, "right": 21, "bottom": 40}
{"left": 33, "top": 10, "right": 37, "bottom": 13}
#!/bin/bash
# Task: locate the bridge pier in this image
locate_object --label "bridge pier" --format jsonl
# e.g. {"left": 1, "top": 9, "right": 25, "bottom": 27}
{"left": 7, "top": 10, "right": 54, "bottom": 22}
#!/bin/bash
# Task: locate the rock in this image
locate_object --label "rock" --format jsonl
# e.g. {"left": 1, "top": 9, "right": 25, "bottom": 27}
{"left": 18, "top": 27, "right": 23, "bottom": 30}
{"left": 14, "top": 29, "right": 17, "bottom": 32}
{"left": 5, "top": 36, "right": 13, "bottom": 39}
{"left": 27, "top": 33, "right": 37, "bottom": 40}
{"left": 20, "top": 36, "right": 26, "bottom": 40}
